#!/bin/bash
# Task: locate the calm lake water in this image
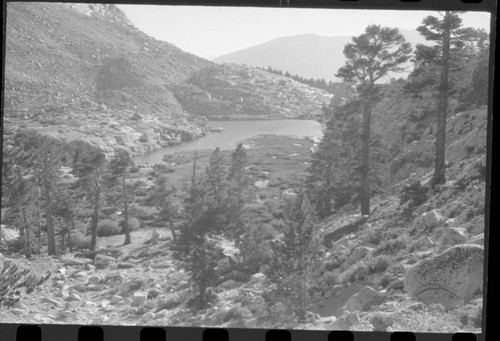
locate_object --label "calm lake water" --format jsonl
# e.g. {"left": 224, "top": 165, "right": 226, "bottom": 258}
{"left": 133, "top": 120, "right": 323, "bottom": 166}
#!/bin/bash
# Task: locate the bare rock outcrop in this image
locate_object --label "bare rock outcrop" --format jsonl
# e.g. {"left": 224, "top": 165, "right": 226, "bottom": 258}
{"left": 404, "top": 244, "right": 484, "bottom": 309}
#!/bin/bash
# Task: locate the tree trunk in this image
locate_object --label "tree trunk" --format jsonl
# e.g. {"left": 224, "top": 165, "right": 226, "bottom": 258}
{"left": 68, "top": 212, "right": 74, "bottom": 253}
{"left": 21, "top": 210, "right": 32, "bottom": 259}
{"left": 90, "top": 186, "right": 100, "bottom": 251}
{"left": 37, "top": 208, "right": 42, "bottom": 254}
{"left": 296, "top": 256, "right": 307, "bottom": 322}
{"left": 433, "top": 12, "right": 451, "bottom": 186}
{"left": 123, "top": 177, "right": 131, "bottom": 245}
{"left": 169, "top": 219, "right": 177, "bottom": 242}
{"left": 360, "top": 101, "right": 371, "bottom": 216}
{"left": 44, "top": 186, "right": 57, "bottom": 255}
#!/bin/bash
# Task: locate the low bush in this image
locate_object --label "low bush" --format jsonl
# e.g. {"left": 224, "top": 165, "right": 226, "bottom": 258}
{"left": 379, "top": 272, "right": 393, "bottom": 288}
{"left": 341, "top": 262, "right": 369, "bottom": 283}
{"left": 368, "top": 255, "right": 394, "bottom": 273}
{"left": 70, "top": 230, "right": 91, "bottom": 250}
{"left": 373, "top": 235, "right": 409, "bottom": 256}
{"left": 153, "top": 163, "right": 175, "bottom": 174}
{"left": 97, "top": 219, "right": 121, "bottom": 237}
{"left": 129, "top": 166, "right": 140, "bottom": 173}
{"left": 127, "top": 217, "right": 140, "bottom": 231}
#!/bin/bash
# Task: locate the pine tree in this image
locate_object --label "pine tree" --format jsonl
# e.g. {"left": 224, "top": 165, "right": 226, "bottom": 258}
{"left": 307, "top": 98, "right": 362, "bottom": 217}
{"left": 107, "top": 150, "right": 134, "bottom": 245}
{"left": 204, "top": 147, "right": 228, "bottom": 228}
{"left": 267, "top": 190, "right": 315, "bottom": 323}
{"left": 146, "top": 175, "right": 181, "bottom": 242}
{"left": 415, "top": 12, "right": 487, "bottom": 185}
{"left": 226, "top": 143, "right": 251, "bottom": 243}
{"left": 10, "top": 132, "right": 64, "bottom": 255}
{"left": 175, "top": 152, "right": 224, "bottom": 310}
{"left": 72, "top": 150, "right": 107, "bottom": 251}
{"left": 336, "top": 25, "right": 412, "bottom": 215}
{"left": 53, "top": 184, "right": 76, "bottom": 253}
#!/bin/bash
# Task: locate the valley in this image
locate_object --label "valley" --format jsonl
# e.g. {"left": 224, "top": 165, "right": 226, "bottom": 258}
{"left": 1, "top": 2, "right": 489, "bottom": 334}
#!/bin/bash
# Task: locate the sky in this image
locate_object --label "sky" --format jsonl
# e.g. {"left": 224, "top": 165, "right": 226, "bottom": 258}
{"left": 117, "top": 5, "right": 491, "bottom": 59}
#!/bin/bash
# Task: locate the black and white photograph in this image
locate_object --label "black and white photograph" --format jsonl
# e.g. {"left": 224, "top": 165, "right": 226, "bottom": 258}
{"left": 1, "top": 2, "right": 491, "bottom": 333}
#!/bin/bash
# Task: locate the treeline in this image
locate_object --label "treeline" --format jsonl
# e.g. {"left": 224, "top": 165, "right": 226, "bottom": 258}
{"left": 306, "top": 11, "right": 489, "bottom": 218}
{"left": 257, "top": 66, "right": 355, "bottom": 98}
{"left": 1, "top": 132, "right": 138, "bottom": 257}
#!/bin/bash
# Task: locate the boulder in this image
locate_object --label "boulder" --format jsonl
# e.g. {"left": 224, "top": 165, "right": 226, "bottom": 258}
{"left": 469, "top": 233, "right": 484, "bottom": 246}
{"left": 344, "top": 286, "right": 385, "bottom": 312}
{"left": 439, "top": 227, "right": 467, "bottom": 246}
{"left": 119, "top": 279, "right": 144, "bottom": 296}
{"left": 63, "top": 257, "right": 91, "bottom": 266}
{"left": 110, "top": 295, "right": 123, "bottom": 305}
{"left": 218, "top": 279, "right": 241, "bottom": 291}
{"left": 107, "top": 274, "right": 125, "bottom": 286}
{"left": 326, "top": 313, "right": 359, "bottom": 330}
{"left": 132, "top": 291, "right": 148, "bottom": 306}
{"left": 0, "top": 226, "right": 19, "bottom": 242}
{"left": 404, "top": 244, "right": 484, "bottom": 309}
{"left": 417, "top": 210, "right": 445, "bottom": 230}
{"left": 415, "top": 236, "right": 434, "bottom": 249}
{"left": 249, "top": 273, "right": 267, "bottom": 285}
{"left": 66, "top": 293, "right": 82, "bottom": 301}
{"left": 156, "top": 290, "right": 189, "bottom": 310}
{"left": 87, "top": 275, "right": 102, "bottom": 285}
{"left": 41, "top": 297, "right": 61, "bottom": 307}
{"left": 94, "top": 254, "right": 116, "bottom": 268}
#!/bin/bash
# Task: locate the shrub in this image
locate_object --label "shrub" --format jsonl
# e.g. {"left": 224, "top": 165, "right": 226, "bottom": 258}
{"left": 129, "top": 166, "right": 140, "bottom": 173}
{"left": 97, "top": 219, "right": 121, "bottom": 237}
{"left": 368, "top": 255, "right": 393, "bottom": 273}
{"left": 127, "top": 217, "right": 140, "bottom": 231}
{"left": 374, "top": 235, "right": 409, "bottom": 256}
{"left": 342, "top": 262, "right": 369, "bottom": 283}
{"left": 0, "top": 261, "right": 51, "bottom": 307}
{"left": 363, "top": 228, "right": 384, "bottom": 245}
{"left": 6, "top": 235, "right": 37, "bottom": 254}
{"left": 153, "top": 163, "right": 175, "bottom": 174}
{"left": 379, "top": 272, "right": 393, "bottom": 288}
{"left": 324, "top": 271, "right": 341, "bottom": 286}
{"left": 70, "top": 230, "right": 91, "bottom": 250}
{"left": 239, "top": 224, "right": 274, "bottom": 274}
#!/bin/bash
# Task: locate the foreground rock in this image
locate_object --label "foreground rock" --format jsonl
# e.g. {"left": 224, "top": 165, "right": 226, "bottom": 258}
{"left": 404, "top": 244, "right": 484, "bottom": 309}
{"left": 344, "top": 286, "right": 385, "bottom": 312}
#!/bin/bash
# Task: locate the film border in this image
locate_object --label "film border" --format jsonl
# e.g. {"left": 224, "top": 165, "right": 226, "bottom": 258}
{"left": 0, "top": 0, "right": 496, "bottom": 340}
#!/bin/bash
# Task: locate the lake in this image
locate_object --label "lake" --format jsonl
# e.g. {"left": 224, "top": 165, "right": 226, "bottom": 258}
{"left": 133, "top": 120, "right": 323, "bottom": 166}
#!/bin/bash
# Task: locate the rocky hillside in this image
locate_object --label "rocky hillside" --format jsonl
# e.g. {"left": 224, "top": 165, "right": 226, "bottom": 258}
{"left": 4, "top": 2, "right": 215, "bottom": 157}
{"left": 174, "top": 64, "right": 333, "bottom": 120}
{"left": 4, "top": 3, "right": 337, "bottom": 159}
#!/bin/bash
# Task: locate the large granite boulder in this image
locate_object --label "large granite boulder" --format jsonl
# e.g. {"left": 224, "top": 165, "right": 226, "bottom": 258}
{"left": 404, "top": 244, "right": 484, "bottom": 309}
{"left": 344, "top": 286, "right": 385, "bottom": 312}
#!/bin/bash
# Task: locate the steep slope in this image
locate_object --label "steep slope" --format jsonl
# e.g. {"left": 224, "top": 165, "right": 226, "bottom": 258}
{"left": 173, "top": 63, "right": 334, "bottom": 120}
{"left": 213, "top": 31, "right": 426, "bottom": 82}
{"left": 4, "top": 2, "right": 212, "bottom": 156}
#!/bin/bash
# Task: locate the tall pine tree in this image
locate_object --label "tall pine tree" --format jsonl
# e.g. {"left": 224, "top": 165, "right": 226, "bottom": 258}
{"left": 336, "top": 25, "right": 412, "bottom": 215}
{"left": 415, "top": 12, "right": 486, "bottom": 185}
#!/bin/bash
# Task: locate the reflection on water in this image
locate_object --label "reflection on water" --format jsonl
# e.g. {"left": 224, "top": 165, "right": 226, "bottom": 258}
{"left": 133, "top": 120, "right": 323, "bottom": 166}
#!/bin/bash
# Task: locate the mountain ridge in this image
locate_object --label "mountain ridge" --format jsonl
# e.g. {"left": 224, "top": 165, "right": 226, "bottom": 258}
{"left": 213, "top": 30, "right": 427, "bottom": 82}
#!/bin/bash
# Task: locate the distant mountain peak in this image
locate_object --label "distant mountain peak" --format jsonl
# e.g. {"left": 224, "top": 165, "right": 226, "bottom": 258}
{"left": 213, "top": 30, "right": 424, "bottom": 82}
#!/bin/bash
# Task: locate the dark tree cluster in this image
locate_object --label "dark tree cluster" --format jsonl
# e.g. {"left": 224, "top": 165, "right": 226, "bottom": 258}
{"left": 258, "top": 66, "right": 355, "bottom": 98}
{"left": 1, "top": 131, "right": 137, "bottom": 258}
